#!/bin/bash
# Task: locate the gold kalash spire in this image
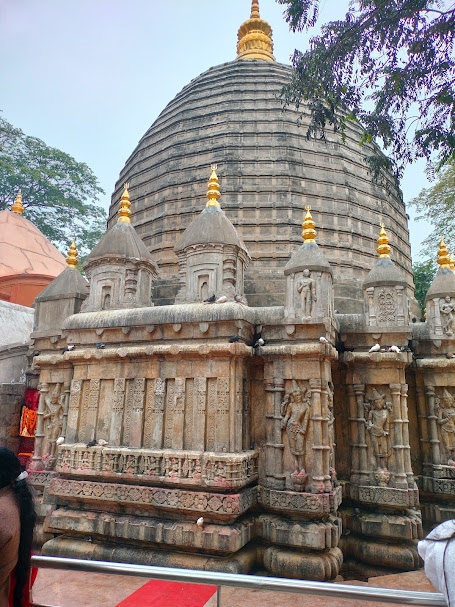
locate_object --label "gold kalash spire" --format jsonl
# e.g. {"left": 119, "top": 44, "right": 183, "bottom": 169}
{"left": 11, "top": 190, "right": 25, "bottom": 215}
{"left": 302, "top": 206, "right": 316, "bottom": 244}
{"left": 236, "top": 0, "right": 275, "bottom": 62}
{"left": 437, "top": 237, "right": 451, "bottom": 269}
{"left": 118, "top": 183, "right": 132, "bottom": 223}
{"left": 377, "top": 224, "right": 391, "bottom": 258}
{"left": 206, "top": 165, "right": 221, "bottom": 208}
{"left": 66, "top": 241, "right": 79, "bottom": 269}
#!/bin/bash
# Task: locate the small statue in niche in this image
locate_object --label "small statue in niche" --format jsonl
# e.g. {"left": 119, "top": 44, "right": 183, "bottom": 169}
{"left": 42, "top": 384, "right": 65, "bottom": 459}
{"left": 297, "top": 269, "right": 317, "bottom": 318}
{"left": 281, "top": 382, "right": 311, "bottom": 475}
{"left": 364, "top": 388, "right": 392, "bottom": 470}
{"left": 436, "top": 389, "right": 455, "bottom": 463}
{"left": 440, "top": 296, "right": 455, "bottom": 336}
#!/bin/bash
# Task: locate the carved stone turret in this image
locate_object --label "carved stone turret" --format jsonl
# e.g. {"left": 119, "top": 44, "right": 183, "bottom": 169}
{"left": 363, "top": 225, "right": 409, "bottom": 327}
{"left": 174, "top": 166, "right": 250, "bottom": 304}
{"left": 284, "top": 207, "right": 333, "bottom": 321}
{"left": 426, "top": 237, "right": 455, "bottom": 338}
{"left": 81, "top": 185, "right": 159, "bottom": 312}
{"left": 33, "top": 241, "right": 88, "bottom": 333}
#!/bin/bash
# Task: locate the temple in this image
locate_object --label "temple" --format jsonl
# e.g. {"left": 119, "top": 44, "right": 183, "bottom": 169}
{"left": 2, "top": 0, "right": 455, "bottom": 582}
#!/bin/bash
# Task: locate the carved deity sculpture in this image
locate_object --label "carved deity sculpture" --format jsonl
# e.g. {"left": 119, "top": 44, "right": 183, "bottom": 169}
{"left": 43, "top": 384, "right": 65, "bottom": 458}
{"left": 436, "top": 389, "right": 455, "bottom": 463}
{"left": 281, "top": 383, "right": 311, "bottom": 473}
{"left": 297, "top": 269, "right": 317, "bottom": 318}
{"left": 364, "top": 388, "right": 392, "bottom": 469}
{"left": 440, "top": 296, "right": 455, "bottom": 336}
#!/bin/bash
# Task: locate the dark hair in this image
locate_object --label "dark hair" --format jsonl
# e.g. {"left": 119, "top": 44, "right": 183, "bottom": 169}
{"left": 0, "top": 447, "right": 36, "bottom": 607}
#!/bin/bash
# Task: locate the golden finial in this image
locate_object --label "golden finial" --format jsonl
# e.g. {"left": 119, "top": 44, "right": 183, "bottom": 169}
{"left": 437, "top": 236, "right": 451, "bottom": 269}
{"left": 377, "top": 223, "right": 391, "bottom": 258}
{"left": 237, "top": 0, "right": 275, "bottom": 62}
{"left": 118, "top": 183, "right": 131, "bottom": 223}
{"left": 251, "top": 0, "right": 260, "bottom": 18}
{"left": 11, "top": 190, "right": 25, "bottom": 215}
{"left": 66, "top": 240, "right": 78, "bottom": 268}
{"left": 302, "top": 205, "right": 316, "bottom": 244}
{"left": 206, "top": 165, "right": 221, "bottom": 207}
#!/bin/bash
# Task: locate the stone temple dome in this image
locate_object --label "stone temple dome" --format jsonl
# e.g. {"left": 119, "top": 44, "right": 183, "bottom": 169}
{"left": 108, "top": 2, "right": 414, "bottom": 314}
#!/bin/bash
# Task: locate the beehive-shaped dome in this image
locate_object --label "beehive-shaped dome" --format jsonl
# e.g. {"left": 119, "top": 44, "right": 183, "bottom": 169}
{"left": 0, "top": 203, "right": 66, "bottom": 307}
{"left": 108, "top": 5, "right": 414, "bottom": 313}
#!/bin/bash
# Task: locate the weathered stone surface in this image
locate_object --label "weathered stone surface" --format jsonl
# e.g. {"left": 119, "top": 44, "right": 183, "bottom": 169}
{"left": 259, "top": 486, "right": 342, "bottom": 516}
{"left": 108, "top": 60, "right": 412, "bottom": 312}
{"left": 262, "top": 546, "right": 343, "bottom": 580}
{"left": 341, "top": 509, "right": 422, "bottom": 541}
{"left": 340, "top": 535, "right": 420, "bottom": 571}
{"left": 48, "top": 478, "right": 257, "bottom": 523}
{"left": 42, "top": 536, "right": 257, "bottom": 574}
{"left": 45, "top": 508, "right": 254, "bottom": 554}
{"left": 255, "top": 513, "right": 341, "bottom": 550}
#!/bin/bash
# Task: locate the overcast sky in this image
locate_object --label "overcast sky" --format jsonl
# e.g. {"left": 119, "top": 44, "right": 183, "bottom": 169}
{"left": 1, "top": 0, "right": 430, "bottom": 258}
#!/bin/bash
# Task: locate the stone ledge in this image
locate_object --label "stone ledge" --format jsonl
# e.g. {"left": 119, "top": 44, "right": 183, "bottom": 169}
{"left": 255, "top": 513, "right": 341, "bottom": 550}
{"left": 44, "top": 508, "right": 254, "bottom": 554}
{"left": 48, "top": 478, "right": 257, "bottom": 523}
{"left": 258, "top": 486, "right": 342, "bottom": 516}
{"left": 351, "top": 485, "right": 420, "bottom": 509}
{"left": 421, "top": 476, "right": 455, "bottom": 495}
{"left": 56, "top": 445, "right": 258, "bottom": 491}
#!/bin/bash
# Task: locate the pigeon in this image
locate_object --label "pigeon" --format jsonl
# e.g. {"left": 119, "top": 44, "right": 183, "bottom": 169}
{"left": 369, "top": 344, "right": 381, "bottom": 352}
{"left": 229, "top": 335, "right": 240, "bottom": 343}
{"left": 86, "top": 439, "right": 97, "bottom": 447}
{"left": 56, "top": 437, "right": 65, "bottom": 445}
{"left": 254, "top": 338, "right": 265, "bottom": 347}
{"left": 234, "top": 293, "right": 246, "bottom": 304}
{"left": 196, "top": 517, "right": 204, "bottom": 527}
{"left": 61, "top": 344, "right": 75, "bottom": 354}
{"left": 204, "top": 294, "right": 216, "bottom": 304}
{"left": 388, "top": 345, "right": 400, "bottom": 353}
{"left": 32, "top": 351, "right": 40, "bottom": 357}
{"left": 447, "top": 352, "right": 454, "bottom": 359}
{"left": 319, "top": 336, "right": 329, "bottom": 344}
{"left": 95, "top": 342, "right": 105, "bottom": 349}
{"left": 98, "top": 439, "right": 108, "bottom": 446}
{"left": 215, "top": 295, "right": 228, "bottom": 304}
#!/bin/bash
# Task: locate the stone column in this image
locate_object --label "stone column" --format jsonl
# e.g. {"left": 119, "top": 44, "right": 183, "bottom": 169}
{"left": 433, "top": 297, "right": 443, "bottom": 336}
{"left": 354, "top": 384, "right": 369, "bottom": 485}
{"left": 366, "top": 287, "right": 375, "bottom": 325}
{"left": 396, "top": 286, "right": 405, "bottom": 323}
{"left": 61, "top": 381, "right": 71, "bottom": 439}
{"left": 321, "top": 381, "right": 332, "bottom": 492}
{"left": 29, "top": 382, "right": 48, "bottom": 470}
{"left": 426, "top": 384, "right": 441, "bottom": 465}
{"left": 265, "top": 377, "right": 285, "bottom": 490}
{"left": 416, "top": 383, "right": 430, "bottom": 464}
{"left": 390, "top": 383, "right": 407, "bottom": 489}
{"left": 347, "top": 384, "right": 359, "bottom": 484}
{"left": 310, "top": 378, "right": 325, "bottom": 493}
{"left": 400, "top": 383, "right": 414, "bottom": 487}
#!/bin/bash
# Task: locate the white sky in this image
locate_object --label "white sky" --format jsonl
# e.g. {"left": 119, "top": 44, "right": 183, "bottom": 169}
{"left": 0, "top": 0, "right": 430, "bottom": 259}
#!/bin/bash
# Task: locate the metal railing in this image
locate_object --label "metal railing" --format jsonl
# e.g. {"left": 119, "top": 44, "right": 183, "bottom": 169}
{"left": 30, "top": 555, "right": 447, "bottom": 607}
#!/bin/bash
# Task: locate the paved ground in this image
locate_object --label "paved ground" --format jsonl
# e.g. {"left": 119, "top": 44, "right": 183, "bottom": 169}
{"left": 31, "top": 568, "right": 439, "bottom": 607}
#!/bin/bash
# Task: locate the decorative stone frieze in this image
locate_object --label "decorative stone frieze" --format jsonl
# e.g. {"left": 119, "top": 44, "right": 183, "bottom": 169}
{"left": 56, "top": 446, "right": 258, "bottom": 490}
{"left": 48, "top": 478, "right": 257, "bottom": 523}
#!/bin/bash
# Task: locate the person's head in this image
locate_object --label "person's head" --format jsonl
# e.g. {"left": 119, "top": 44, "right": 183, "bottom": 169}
{"left": 0, "top": 446, "right": 22, "bottom": 489}
{"left": 0, "top": 447, "right": 36, "bottom": 607}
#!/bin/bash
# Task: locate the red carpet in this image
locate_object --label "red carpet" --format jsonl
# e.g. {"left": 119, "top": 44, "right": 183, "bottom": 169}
{"left": 115, "top": 579, "right": 216, "bottom": 607}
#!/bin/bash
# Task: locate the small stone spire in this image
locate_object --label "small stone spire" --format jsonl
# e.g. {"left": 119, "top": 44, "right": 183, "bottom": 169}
{"left": 251, "top": 0, "right": 260, "bottom": 18}
{"left": 437, "top": 236, "right": 451, "bottom": 269}
{"left": 206, "top": 165, "right": 221, "bottom": 208}
{"left": 11, "top": 190, "right": 25, "bottom": 215}
{"left": 118, "top": 183, "right": 132, "bottom": 223}
{"left": 237, "top": 0, "right": 275, "bottom": 62}
{"left": 377, "top": 224, "right": 391, "bottom": 258}
{"left": 301, "top": 206, "right": 316, "bottom": 244}
{"left": 66, "top": 240, "right": 78, "bottom": 268}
